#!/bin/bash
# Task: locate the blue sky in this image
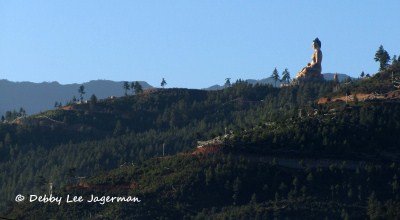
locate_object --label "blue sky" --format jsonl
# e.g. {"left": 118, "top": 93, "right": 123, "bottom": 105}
{"left": 1, "top": 1, "right": 399, "bottom": 88}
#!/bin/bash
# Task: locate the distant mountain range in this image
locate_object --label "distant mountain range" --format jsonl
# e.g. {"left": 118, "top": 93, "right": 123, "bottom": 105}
{"left": 204, "top": 73, "right": 354, "bottom": 90}
{"left": 0, "top": 80, "right": 152, "bottom": 116}
{"left": 0, "top": 73, "right": 353, "bottom": 116}
{"left": 323, "top": 73, "right": 354, "bottom": 81}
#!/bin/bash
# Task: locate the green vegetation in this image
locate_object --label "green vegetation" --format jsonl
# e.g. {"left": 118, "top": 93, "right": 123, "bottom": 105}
{"left": 123, "top": 81, "right": 130, "bottom": 96}
{"left": 329, "top": 60, "right": 400, "bottom": 96}
{"left": 1, "top": 108, "right": 27, "bottom": 122}
{"left": 224, "top": 78, "right": 231, "bottom": 88}
{"left": 282, "top": 68, "right": 291, "bottom": 84}
{"left": 1, "top": 60, "right": 400, "bottom": 219}
{"left": 5, "top": 154, "right": 400, "bottom": 219}
{"left": 375, "top": 45, "right": 391, "bottom": 71}
{"left": 161, "top": 78, "right": 167, "bottom": 88}
{"left": 131, "top": 81, "right": 143, "bottom": 94}
{"left": 271, "top": 68, "right": 280, "bottom": 87}
{"left": 78, "top": 85, "right": 85, "bottom": 102}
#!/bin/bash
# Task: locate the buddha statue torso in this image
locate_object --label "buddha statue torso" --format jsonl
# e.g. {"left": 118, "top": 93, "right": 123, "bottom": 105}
{"left": 310, "top": 49, "right": 322, "bottom": 72}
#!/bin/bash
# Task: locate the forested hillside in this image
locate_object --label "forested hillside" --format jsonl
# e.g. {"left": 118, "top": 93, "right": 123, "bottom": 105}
{"left": 1, "top": 63, "right": 400, "bottom": 219}
{"left": 7, "top": 153, "right": 400, "bottom": 219}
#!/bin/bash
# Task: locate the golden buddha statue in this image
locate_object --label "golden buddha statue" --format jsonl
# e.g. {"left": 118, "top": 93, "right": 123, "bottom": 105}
{"left": 296, "top": 38, "right": 323, "bottom": 79}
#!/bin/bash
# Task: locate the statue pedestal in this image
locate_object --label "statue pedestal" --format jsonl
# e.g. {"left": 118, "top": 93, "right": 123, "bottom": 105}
{"left": 293, "top": 72, "right": 324, "bottom": 85}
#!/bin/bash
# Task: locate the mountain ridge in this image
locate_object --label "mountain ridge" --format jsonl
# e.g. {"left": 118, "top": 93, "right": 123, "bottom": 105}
{"left": 203, "top": 73, "right": 354, "bottom": 90}
{"left": 0, "top": 79, "right": 152, "bottom": 116}
{"left": 0, "top": 73, "right": 355, "bottom": 116}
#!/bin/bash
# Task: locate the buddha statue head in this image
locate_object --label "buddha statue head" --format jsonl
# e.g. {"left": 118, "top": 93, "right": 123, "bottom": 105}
{"left": 312, "top": 38, "right": 321, "bottom": 49}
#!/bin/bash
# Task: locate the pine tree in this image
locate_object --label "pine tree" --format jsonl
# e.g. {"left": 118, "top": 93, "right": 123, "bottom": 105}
{"left": 232, "top": 177, "right": 242, "bottom": 205}
{"left": 281, "top": 68, "right": 291, "bottom": 84}
{"left": 271, "top": 68, "right": 280, "bottom": 87}
{"left": 224, "top": 78, "right": 231, "bottom": 88}
{"left": 161, "top": 78, "right": 167, "bottom": 88}
{"left": 133, "top": 81, "right": 143, "bottom": 94}
{"left": 78, "top": 85, "right": 85, "bottom": 102}
{"left": 360, "top": 71, "right": 365, "bottom": 78}
{"left": 367, "top": 192, "right": 383, "bottom": 220}
{"left": 89, "top": 94, "right": 97, "bottom": 110}
{"left": 123, "top": 81, "right": 130, "bottom": 96}
{"left": 90, "top": 94, "right": 97, "bottom": 103}
{"left": 374, "top": 45, "right": 390, "bottom": 71}
{"left": 130, "top": 82, "right": 135, "bottom": 94}
{"left": 393, "top": 55, "right": 398, "bottom": 65}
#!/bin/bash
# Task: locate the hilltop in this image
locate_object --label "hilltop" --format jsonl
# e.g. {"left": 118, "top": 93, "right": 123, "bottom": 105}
{"left": 204, "top": 73, "right": 353, "bottom": 90}
{"left": 318, "top": 62, "right": 400, "bottom": 104}
{"left": 0, "top": 73, "right": 354, "bottom": 117}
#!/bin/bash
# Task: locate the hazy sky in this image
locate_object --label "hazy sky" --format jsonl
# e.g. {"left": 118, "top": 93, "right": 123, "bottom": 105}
{"left": 1, "top": 1, "right": 399, "bottom": 88}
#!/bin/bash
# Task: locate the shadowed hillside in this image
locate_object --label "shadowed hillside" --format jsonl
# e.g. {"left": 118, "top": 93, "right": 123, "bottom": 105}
{"left": 1, "top": 62, "right": 400, "bottom": 219}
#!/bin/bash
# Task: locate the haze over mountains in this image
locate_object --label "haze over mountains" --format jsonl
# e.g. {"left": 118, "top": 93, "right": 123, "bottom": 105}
{"left": 0, "top": 73, "right": 352, "bottom": 116}
{"left": 0, "top": 79, "right": 152, "bottom": 116}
